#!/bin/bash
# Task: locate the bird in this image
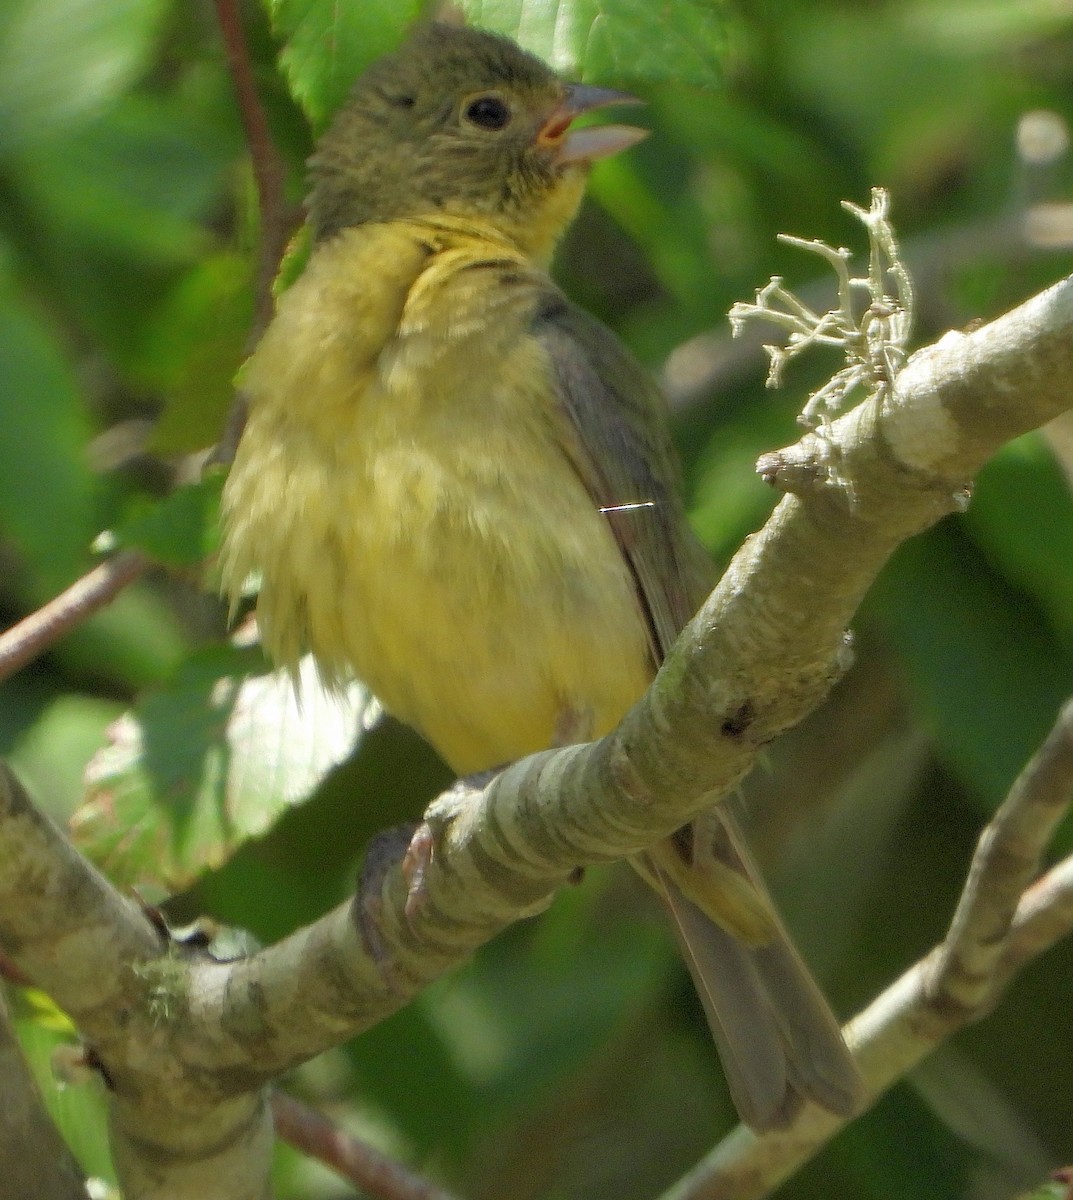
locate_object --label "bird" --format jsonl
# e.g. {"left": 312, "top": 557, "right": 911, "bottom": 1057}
{"left": 219, "top": 15, "right": 863, "bottom": 1131}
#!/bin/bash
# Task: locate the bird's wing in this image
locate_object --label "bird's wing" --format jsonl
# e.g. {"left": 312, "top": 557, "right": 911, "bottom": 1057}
{"left": 531, "top": 287, "right": 863, "bottom": 1129}
{"left": 531, "top": 291, "right": 714, "bottom": 664}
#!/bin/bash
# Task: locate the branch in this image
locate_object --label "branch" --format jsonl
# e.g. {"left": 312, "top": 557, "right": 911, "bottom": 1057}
{"left": 656, "top": 693, "right": 1073, "bottom": 1200}
{"left": 212, "top": 0, "right": 292, "bottom": 336}
{"left": 0, "top": 764, "right": 272, "bottom": 1200}
{"left": 271, "top": 1092, "right": 464, "bottom": 1200}
{"left": 129, "top": 274, "right": 1073, "bottom": 1083}
{"left": 0, "top": 550, "right": 146, "bottom": 684}
{"left": 211, "top": 0, "right": 300, "bottom": 466}
{"left": 3, "top": 271, "right": 1073, "bottom": 1196}
{"left": 932, "top": 697, "right": 1073, "bottom": 1009}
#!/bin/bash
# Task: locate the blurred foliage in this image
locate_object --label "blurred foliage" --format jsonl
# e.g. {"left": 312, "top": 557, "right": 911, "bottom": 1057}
{"left": 2, "top": 0, "right": 1073, "bottom": 1196}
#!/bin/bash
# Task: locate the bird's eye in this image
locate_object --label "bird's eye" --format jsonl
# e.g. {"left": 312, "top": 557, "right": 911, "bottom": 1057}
{"left": 464, "top": 94, "right": 511, "bottom": 131}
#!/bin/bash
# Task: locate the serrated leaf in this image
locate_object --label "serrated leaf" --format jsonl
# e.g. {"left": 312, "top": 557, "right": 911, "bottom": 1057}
{"left": 469, "top": 0, "right": 726, "bottom": 87}
{"left": 74, "top": 647, "right": 377, "bottom": 892}
{"left": 115, "top": 475, "right": 225, "bottom": 568}
{"left": 266, "top": 0, "right": 724, "bottom": 126}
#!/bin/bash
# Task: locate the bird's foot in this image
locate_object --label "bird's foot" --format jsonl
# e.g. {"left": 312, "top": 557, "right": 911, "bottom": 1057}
{"left": 354, "top": 822, "right": 419, "bottom": 987}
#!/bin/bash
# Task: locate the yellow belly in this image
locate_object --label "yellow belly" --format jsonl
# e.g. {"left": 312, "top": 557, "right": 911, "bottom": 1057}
{"left": 221, "top": 223, "right": 653, "bottom": 774}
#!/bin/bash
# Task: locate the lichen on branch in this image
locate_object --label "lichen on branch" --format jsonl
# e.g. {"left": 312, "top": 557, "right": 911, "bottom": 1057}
{"left": 729, "top": 187, "right": 915, "bottom": 432}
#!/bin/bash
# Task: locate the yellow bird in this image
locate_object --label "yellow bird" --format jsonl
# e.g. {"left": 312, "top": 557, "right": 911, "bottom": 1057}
{"left": 220, "top": 17, "right": 862, "bottom": 1130}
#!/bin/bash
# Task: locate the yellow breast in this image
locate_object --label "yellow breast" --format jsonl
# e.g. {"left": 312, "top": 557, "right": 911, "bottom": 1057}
{"left": 220, "top": 219, "right": 652, "bottom": 774}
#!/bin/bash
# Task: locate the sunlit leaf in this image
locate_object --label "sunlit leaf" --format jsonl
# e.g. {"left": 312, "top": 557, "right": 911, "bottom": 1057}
{"left": 14, "top": 1015, "right": 114, "bottom": 1184}
{"left": 469, "top": 0, "right": 726, "bottom": 86}
{"left": 75, "top": 648, "right": 377, "bottom": 892}
{"left": 265, "top": 0, "right": 724, "bottom": 125}
{"left": 6, "top": 696, "right": 123, "bottom": 822}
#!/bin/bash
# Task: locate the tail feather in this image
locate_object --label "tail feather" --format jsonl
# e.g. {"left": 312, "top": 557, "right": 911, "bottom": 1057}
{"left": 638, "top": 809, "right": 864, "bottom": 1131}
{"left": 661, "top": 875, "right": 800, "bottom": 1130}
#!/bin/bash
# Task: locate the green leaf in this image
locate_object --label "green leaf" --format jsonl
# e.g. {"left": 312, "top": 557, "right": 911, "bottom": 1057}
{"left": 266, "top": 0, "right": 724, "bottom": 125}
{"left": 0, "top": 261, "right": 95, "bottom": 587}
{"left": 7, "top": 696, "right": 123, "bottom": 823}
{"left": 868, "top": 523, "right": 1073, "bottom": 807}
{"left": 142, "top": 255, "right": 253, "bottom": 454}
{"left": 266, "top": 0, "right": 424, "bottom": 127}
{"left": 115, "top": 475, "right": 225, "bottom": 568}
{"left": 14, "top": 1013, "right": 115, "bottom": 1184}
{"left": 0, "top": 0, "right": 167, "bottom": 151}
{"left": 961, "top": 433, "right": 1073, "bottom": 639}
{"left": 468, "top": 0, "right": 726, "bottom": 87}
{"left": 13, "top": 96, "right": 232, "bottom": 264}
{"left": 74, "top": 647, "right": 375, "bottom": 892}
{"left": 5, "top": 93, "right": 236, "bottom": 378}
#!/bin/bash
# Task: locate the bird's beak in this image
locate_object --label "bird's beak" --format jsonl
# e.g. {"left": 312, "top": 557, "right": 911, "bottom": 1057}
{"left": 537, "top": 84, "right": 648, "bottom": 164}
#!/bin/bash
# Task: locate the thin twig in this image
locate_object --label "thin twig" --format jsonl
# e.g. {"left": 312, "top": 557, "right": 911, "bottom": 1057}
{"left": 271, "top": 1091, "right": 465, "bottom": 1200}
{"left": 0, "top": 550, "right": 147, "bottom": 684}
{"left": 212, "top": 0, "right": 293, "bottom": 333}
{"left": 211, "top": 0, "right": 300, "bottom": 465}
{"left": 996, "top": 853, "right": 1073, "bottom": 985}
{"left": 930, "top": 696, "right": 1073, "bottom": 1010}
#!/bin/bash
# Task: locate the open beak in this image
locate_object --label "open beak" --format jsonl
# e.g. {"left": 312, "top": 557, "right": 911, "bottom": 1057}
{"left": 537, "top": 83, "right": 648, "bottom": 165}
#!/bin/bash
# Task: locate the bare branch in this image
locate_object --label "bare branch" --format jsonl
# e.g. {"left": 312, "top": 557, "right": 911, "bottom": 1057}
{"left": 212, "top": 0, "right": 294, "bottom": 336}
{"left": 0, "top": 551, "right": 146, "bottom": 684}
{"left": 211, "top": 0, "right": 301, "bottom": 466}
{"left": 4, "top": 269, "right": 1073, "bottom": 1196}
{"left": 271, "top": 1092, "right": 465, "bottom": 1200}
{"left": 931, "top": 697, "right": 1073, "bottom": 1011}
{"left": 657, "top": 694, "right": 1073, "bottom": 1200}
{"left": 0, "top": 763, "right": 273, "bottom": 1200}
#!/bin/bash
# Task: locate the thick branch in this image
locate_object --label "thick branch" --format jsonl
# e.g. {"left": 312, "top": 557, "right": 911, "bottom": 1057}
{"left": 0, "top": 764, "right": 273, "bottom": 1200}
{"left": 174, "top": 276, "right": 1073, "bottom": 1084}
{"left": 3, "top": 276, "right": 1073, "bottom": 1196}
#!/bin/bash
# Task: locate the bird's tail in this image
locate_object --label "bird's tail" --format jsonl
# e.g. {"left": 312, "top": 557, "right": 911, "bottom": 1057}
{"left": 637, "top": 811, "right": 864, "bottom": 1131}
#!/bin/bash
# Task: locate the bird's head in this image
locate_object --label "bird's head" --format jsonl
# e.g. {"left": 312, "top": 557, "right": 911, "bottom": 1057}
{"left": 307, "top": 21, "right": 646, "bottom": 263}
